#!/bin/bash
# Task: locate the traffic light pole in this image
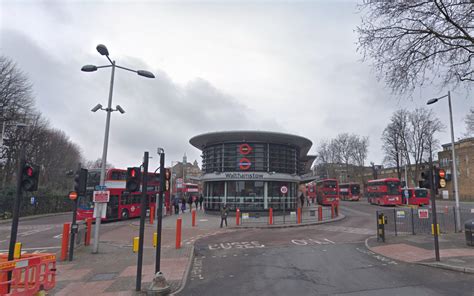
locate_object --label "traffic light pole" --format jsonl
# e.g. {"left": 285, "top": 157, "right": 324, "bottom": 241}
{"left": 156, "top": 152, "right": 165, "bottom": 273}
{"left": 68, "top": 163, "right": 81, "bottom": 261}
{"left": 429, "top": 155, "right": 440, "bottom": 261}
{"left": 136, "top": 151, "right": 148, "bottom": 292}
{"left": 7, "top": 148, "right": 25, "bottom": 292}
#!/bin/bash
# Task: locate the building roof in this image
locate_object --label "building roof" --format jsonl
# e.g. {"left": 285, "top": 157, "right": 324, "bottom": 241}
{"left": 189, "top": 130, "right": 313, "bottom": 157}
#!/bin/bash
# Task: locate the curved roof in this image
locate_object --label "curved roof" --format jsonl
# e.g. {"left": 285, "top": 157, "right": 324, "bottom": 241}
{"left": 189, "top": 130, "right": 313, "bottom": 157}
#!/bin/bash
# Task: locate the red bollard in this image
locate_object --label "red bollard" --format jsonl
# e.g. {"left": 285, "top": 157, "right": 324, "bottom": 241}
{"left": 192, "top": 209, "right": 196, "bottom": 227}
{"left": 85, "top": 218, "right": 92, "bottom": 246}
{"left": 236, "top": 208, "right": 240, "bottom": 225}
{"left": 335, "top": 204, "right": 339, "bottom": 217}
{"left": 176, "top": 218, "right": 182, "bottom": 249}
{"left": 61, "top": 223, "right": 70, "bottom": 261}
{"left": 150, "top": 206, "right": 155, "bottom": 225}
{"left": 297, "top": 207, "right": 301, "bottom": 224}
{"left": 318, "top": 206, "right": 323, "bottom": 221}
{"left": 269, "top": 208, "right": 273, "bottom": 225}
{"left": 331, "top": 204, "right": 335, "bottom": 219}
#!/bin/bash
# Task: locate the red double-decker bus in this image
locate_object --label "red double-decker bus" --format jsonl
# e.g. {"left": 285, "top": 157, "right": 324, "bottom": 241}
{"left": 339, "top": 183, "right": 361, "bottom": 201}
{"left": 402, "top": 188, "right": 430, "bottom": 206}
{"left": 77, "top": 168, "right": 169, "bottom": 221}
{"left": 366, "top": 178, "right": 402, "bottom": 206}
{"left": 315, "top": 179, "right": 339, "bottom": 206}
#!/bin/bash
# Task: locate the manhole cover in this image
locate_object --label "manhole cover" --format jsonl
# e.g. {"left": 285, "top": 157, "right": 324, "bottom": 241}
{"left": 90, "top": 272, "right": 118, "bottom": 281}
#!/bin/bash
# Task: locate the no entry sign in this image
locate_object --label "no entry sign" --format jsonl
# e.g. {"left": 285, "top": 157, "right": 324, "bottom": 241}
{"left": 280, "top": 186, "right": 288, "bottom": 194}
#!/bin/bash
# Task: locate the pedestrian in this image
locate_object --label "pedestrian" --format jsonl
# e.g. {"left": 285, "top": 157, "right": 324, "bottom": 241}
{"left": 173, "top": 195, "right": 180, "bottom": 214}
{"left": 188, "top": 195, "right": 193, "bottom": 211}
{"left": 220, "top": 204, "right": 228, "bottom": 228}
{"left": 300, "top": 192, "right": 305, "bottom": 208}
{"left": 199, "top": 194, "right": 204, "bottom": 210}
{"left": 194, "top": 195, "right": 199, "bottom": 209}
{"left": 306, "top": 195, "right": 310, "bottom": 207}
{"left": 181, "top": 196, "right": 186, "bottom": 213}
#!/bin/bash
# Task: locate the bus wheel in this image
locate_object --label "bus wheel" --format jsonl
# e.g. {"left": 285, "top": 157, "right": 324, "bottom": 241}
{"left": 121, "top": 209, "right": 129, "bottom": 220}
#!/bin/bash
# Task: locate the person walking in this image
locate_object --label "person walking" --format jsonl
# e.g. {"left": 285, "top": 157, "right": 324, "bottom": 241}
{"left": 181, "top": 196, "right": 186, "bottom": 213}
{"left": 194, "top": 195, "right": 199, "bottom": 209}
{"left": 220, "top": 204, "right": 228, "bottom": 228}
{"left": 300, "top": 192, "right": 305, "bottom": 208}
{"left": 306, "top": 195, "right": 310, "bottom": 207}
{"left": 173, "top": 195, "right": 180, "bottom": 214}
{"left": 199, "top": 194, "right": 204, "bottom": 210}
{"left": 188, "top": 195, "right": 193, "bottom": 211}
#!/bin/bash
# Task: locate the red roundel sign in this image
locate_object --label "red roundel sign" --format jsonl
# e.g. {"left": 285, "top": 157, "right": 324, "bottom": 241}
{"left": 239, "top": 158, "right": 251, "bottom": 170}
{"left": 239, "top": 143, "right": 252, "bottom": 155}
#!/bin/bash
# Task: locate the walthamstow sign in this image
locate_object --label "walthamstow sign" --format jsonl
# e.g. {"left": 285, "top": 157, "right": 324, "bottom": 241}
{"left": 201, "top": 172, "right": 301, "bottom": 182}
{"left": 224, "top": 173, "right": 264, "bottom": 179}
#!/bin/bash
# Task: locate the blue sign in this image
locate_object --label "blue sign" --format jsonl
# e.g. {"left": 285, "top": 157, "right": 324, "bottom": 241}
{"left": 30, "top": 197, "right": 35, "bottom": 205}
{"left": 95, "top": 185, "right": 107, "bottom": 191}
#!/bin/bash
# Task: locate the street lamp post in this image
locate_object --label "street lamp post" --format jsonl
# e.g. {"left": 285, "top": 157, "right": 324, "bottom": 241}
{"left": 82, "top": 44, "right": 155, "bottom": 254}
{"left": 427, "top": 91, "right": 461, "bottom": 231}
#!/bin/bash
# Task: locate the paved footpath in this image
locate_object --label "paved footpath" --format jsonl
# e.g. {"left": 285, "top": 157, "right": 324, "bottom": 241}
{"left": 366, "top": 232, "right": 474, "bottom": 273}
{"left": 50, "top": 209, "right": 229, "bottom": 295}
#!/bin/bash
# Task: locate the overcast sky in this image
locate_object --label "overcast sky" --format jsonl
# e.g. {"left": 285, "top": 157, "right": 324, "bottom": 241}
{"left": 0, "top": 0, "right": 472, "bottom": 170}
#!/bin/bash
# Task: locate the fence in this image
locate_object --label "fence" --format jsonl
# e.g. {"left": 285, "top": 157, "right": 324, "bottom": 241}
{"left": 376, "top": 206, "right": 474, "bottom": 236}
{"left": 203, "top": 198, "right": 299, "bottom": 212}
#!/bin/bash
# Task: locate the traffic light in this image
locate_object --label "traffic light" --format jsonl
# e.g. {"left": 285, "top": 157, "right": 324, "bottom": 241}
{"left": 437, "top": 168, "right": 446, "bottom": 188}
{"left": 126, "top": 167, "right": 141, "bottom": 192}
{"left": 74, "top": 168, "right": 88, "bottom": 195}
{"left": 420, "top": 170, "right": 432, "bottom": 189}
{"left": 21, "top": 164, "right": 39, "bottom": 192}
{"left": 164, "top": 168, "right": 171, "bottom": 191}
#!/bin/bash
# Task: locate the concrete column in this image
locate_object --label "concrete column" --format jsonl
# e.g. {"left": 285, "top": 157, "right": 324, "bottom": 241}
{"left": 264, "top": 181, "right": 268, "bottom": 209}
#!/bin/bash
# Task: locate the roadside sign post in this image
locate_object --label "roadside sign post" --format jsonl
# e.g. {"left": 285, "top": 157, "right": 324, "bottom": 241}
{"left": 281, "top": 186, "right": 288, "bottom": 224}
{"left": 429, "top": 156, "right": 440, "bottom": 261}
{"left": 68, "top": 188, "right": 79, "bottom": 261}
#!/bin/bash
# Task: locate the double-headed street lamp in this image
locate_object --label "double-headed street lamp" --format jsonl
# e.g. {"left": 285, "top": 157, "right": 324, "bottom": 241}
{"left": 82, "top": 44, "right": 155, "bottom": 254}
{"left": 427, "top": 91, "right": 461, "bottom": 232}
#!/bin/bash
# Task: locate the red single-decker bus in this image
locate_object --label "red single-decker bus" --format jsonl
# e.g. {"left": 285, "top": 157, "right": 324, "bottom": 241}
{"left": 315, "top": 179, "right": 339, "bottom": 206}
{"left": 366, "top": 178, "right": 402, "bottom": 206}
{"left": 339, "top": 183, "right": 361, "bottom": 201}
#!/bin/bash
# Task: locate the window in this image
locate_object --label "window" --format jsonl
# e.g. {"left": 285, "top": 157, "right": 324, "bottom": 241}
{"left": 226, "top": 181, "right": 264, "bottom": 197}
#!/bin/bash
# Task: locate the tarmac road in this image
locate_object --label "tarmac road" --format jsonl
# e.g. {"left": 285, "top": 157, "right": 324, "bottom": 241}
{"left": 178, "top": 201, "right": 473, "bottom": 296}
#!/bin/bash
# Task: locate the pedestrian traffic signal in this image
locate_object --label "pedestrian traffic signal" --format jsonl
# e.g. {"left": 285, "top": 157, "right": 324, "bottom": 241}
{"left": 164, "top": 168, "right": 171, "bottom": 191}
{"left": 437, "top": 168, "right": 446, "bottom": 188}
{"left": 74, "top": 168, "right": 88, "bottom": 195}
{"left": 21, "top": 164, "right": 40, "bottom": 192}
{"left": 126, "top": 167, "right": 141, "bottom": 192}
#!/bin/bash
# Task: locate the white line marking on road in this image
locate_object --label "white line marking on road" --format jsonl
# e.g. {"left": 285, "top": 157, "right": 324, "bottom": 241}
{"left": 53, "top": 234, "right": 62, "bottom": 239}
{"left": 0, "top": 246, "right": 60, "bottom": 252}
{"left": 324, "top": 238, "right": 335, "bottom": 244}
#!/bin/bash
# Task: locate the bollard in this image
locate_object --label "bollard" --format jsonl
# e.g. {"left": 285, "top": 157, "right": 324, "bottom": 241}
{"left": 331, "top": 204, "right": 335, "bottom": 219}
{"left": 153, "top": 232, "right": 158, "bottom": 248}
{"left": 192, "top": 209, "right": 196, "bottom": 227}
{"left": 236, "top": 208, "right": 240, "bottom": 226}
{"left": 133, "top": 236, "right": 139, "bottom": 253}
{"left": 85, "top": 218, "right": 92, "bottom": 246}
{"left": 297, "top": 207, "right": 301, "bottom": 224}
{"left": 318, "top": 206, "right": 322, "bottom": 221}
{"left": 335, "top": 204, "right": 339, "bottom": 217}
{"left": 176, "top": 218, "right": 182, "bottom": 249}
{"left": 269, "top": 208, "right": 273, "bottom": 225}
{"left": 150, "top": 206, "right": 155, "bottom": 225}
{"left": 61, "top": 223, "right": 70, "bottom": 261}
{"left": 13, "top": 242, "right": 22, "bottom": 259}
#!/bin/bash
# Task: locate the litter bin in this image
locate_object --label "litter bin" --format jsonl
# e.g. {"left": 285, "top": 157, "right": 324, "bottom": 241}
{"left": 465, "top": 219, "right": 474, "bottom": 246}
{"left": 310, "top": 209, "right": 316, "bottom": 217}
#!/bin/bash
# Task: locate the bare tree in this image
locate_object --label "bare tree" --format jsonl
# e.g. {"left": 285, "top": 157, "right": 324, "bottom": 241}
{"left": 382, "top": 109, "right": 409, "bottom": 179}
{"left": 357, "top": 1, "right": 474, "bottom": 94}
{"left": 85, "top": 158, "right": 114, "bottom": 170}
{"left": 464, "top": 108, "right": 474, "bottom": 136}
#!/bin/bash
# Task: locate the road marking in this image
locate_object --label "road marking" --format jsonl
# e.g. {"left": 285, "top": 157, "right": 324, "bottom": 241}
{"left": 208, "top": 241, "right": 265, "bottom": 250}
{"left": 290, "top": 238, "right": 336, "bottom": 246}
{"left": 18, "top": 227, "right": 53, "bottom": 237}
{"left": 53, "top": 234, "right": 62, "bottom": 239}
{"left": 317, "top": 225, "right": 374, "bottom": 235}
{"left": 190, "top": 256, "right": 204, "bottom": 280}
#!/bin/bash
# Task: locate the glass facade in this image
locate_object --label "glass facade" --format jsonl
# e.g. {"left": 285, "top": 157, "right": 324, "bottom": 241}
{"left": 203, "top": 180, "right": 298, "bottom": 212}
{"left": 202, "top": 143, "right": 299, "bottom": 174}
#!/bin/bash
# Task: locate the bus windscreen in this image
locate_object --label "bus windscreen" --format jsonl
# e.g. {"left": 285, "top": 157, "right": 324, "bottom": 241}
{"left": 386, "top": 181, "right": 400, "bottom": 195}
{"left": 415, "top": 189, "right": 428, "bottom": 198}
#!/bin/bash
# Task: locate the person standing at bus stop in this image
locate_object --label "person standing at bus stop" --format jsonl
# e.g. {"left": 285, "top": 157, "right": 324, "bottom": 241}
{"left": 220, "top": 204, "right": 228, "bottom": 228}
{"left": 299, "top": 192, "right": 305, "bottom": 208}
{"left": 181, "top": 196, "right": 186, "bottom": 213}
{"left": 188, "top": 194, "right": 193, "bottom": 211}
{"left": 173, "top": 195, "right": 180, "bottom": 214}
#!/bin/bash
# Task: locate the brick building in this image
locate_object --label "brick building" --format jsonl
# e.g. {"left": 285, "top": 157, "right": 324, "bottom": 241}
{"left": 438, "top": 137, "right": 474, "bottom": 201}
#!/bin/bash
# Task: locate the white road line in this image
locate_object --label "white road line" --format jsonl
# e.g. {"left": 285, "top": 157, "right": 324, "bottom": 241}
{"left": 0, "top": 246, "right": 60, "bottom": 252}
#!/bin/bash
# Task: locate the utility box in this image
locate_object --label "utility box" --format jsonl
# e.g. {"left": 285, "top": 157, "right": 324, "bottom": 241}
{"left": 309, "top": 209, "right": 316, "bottom": 217}
{"left": 465, "top": 219, "right": 474, "bottom": 246}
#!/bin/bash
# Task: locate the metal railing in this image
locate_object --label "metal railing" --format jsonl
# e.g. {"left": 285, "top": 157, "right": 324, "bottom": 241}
{"left": 376, "top": 205, "right": 474, "bottom": 236}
